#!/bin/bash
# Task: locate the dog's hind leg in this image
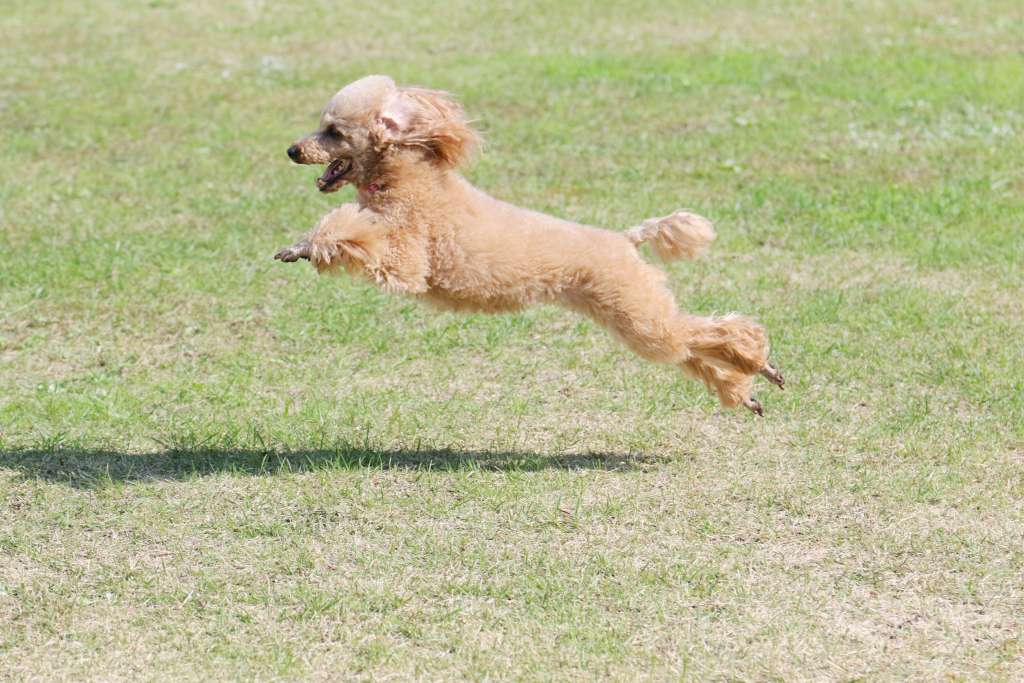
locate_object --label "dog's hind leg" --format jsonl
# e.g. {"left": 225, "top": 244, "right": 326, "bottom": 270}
{"left": 676, "top": 314, "right": 776, "bottom": 414}
{"left": 567, "top": 262, "right": 778, "bottom": 413}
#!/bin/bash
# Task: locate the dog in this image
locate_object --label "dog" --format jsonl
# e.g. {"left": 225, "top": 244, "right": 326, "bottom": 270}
{"left": 274, "top": 75, "right": 783, "bottom": 414}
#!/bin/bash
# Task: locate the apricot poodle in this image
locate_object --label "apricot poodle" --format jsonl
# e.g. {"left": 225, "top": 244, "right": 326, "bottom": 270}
{"left": 275, "top": 75, "right": 783, "bottom": 414}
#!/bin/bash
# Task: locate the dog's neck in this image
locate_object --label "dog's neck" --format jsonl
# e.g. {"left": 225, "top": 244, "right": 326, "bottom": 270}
{"left": 357, "top": 149, "right": 454, "bottom": 213}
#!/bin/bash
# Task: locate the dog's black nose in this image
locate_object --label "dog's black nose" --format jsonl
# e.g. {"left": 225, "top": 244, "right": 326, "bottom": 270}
{"left": 287, "top": 145, "right": 300, "bottom": 161}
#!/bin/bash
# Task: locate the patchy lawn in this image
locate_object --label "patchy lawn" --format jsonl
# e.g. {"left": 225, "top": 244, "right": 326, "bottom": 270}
{"left": 2, "top": 0, "right": 1022, "bottom": 679}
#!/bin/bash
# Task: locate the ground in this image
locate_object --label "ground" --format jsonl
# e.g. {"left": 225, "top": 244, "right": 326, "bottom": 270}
{"left": 2, "top": 0, "right": 1023, "bottom": 680}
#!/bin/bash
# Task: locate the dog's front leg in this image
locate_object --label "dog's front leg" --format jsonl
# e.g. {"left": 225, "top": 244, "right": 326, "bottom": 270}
{"left": 272, "top": 204, "right": 389, "bottom": 281}
{"left": 274, "top": 239, "right": 311, "bottom": 262}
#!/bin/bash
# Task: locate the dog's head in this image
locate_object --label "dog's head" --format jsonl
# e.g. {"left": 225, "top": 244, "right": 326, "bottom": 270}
{"left": 286, "top": 75, "right": 480, "bottom": 192}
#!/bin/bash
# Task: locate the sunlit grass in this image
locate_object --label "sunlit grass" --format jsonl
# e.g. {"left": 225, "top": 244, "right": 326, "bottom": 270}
{"left": 1, "top": 1, "right": 1022, "bottom": 679}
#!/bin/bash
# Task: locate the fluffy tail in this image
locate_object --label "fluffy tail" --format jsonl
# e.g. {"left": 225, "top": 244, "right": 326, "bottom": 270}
{"left": 625, "top": 210, "right": 716, "bottom": 262}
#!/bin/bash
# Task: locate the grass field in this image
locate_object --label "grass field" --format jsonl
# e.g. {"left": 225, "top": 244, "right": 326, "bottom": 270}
{"left": 2, "top": 0, "right": 1023, "bottom": 679}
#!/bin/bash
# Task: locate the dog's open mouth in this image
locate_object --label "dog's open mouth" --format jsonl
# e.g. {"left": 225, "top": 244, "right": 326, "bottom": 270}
{"left": 316, "top": 157, "right": 353, "bottom": 193}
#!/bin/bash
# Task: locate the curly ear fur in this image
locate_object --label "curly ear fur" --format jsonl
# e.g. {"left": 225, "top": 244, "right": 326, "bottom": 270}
{"left": 375, "top": 87, "right": 481, "bottom": 168}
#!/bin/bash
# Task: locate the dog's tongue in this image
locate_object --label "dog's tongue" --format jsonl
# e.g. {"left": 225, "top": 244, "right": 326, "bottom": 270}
{"left": 317, "top": 158, "right": 348, "bottom": 190}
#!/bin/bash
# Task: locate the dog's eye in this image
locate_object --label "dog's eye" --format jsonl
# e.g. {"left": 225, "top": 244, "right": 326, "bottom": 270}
{"left": 327, "top": 127, "right": 345, "bottom": 139}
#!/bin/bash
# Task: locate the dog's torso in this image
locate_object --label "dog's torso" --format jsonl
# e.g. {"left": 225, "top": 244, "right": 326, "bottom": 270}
{"left": 351, "top": 173, "right": 651, "bottom": 315}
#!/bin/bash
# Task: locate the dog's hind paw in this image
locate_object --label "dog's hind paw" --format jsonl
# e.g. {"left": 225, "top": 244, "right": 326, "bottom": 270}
{"left": 274, "top": 240, "right": 311, "bottom": 263}
{"left": 743, "top": 396, "right": 765, "bottom": 417}
{"left": 759, "top": 362, "right": 785, "bottom": 390}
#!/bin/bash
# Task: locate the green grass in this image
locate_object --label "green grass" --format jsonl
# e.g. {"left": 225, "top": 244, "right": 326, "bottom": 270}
{"left": 2, "top": 0, "right": 1023, "bottom": 679}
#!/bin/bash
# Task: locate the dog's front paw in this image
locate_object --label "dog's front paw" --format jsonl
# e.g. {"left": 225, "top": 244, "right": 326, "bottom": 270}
{"left": 273, "top": 240, "right": 311, "bottom": 262}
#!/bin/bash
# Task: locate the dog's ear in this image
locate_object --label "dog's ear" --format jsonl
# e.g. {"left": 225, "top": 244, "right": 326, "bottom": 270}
{"left": 376, "top": 92, "right": 416, "bottom": 137}
{"left": 373, "top": 87, "right": 481, "bottom": 168}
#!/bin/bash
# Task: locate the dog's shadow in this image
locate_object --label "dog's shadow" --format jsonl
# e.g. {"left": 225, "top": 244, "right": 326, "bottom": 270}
{"left": 0, "top": 445, "right": 661, "bottom": 489}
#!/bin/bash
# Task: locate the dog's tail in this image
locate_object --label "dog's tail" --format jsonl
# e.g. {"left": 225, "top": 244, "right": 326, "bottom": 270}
{"left": 625, "top": 210, "right": 716, "bottom": 262}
